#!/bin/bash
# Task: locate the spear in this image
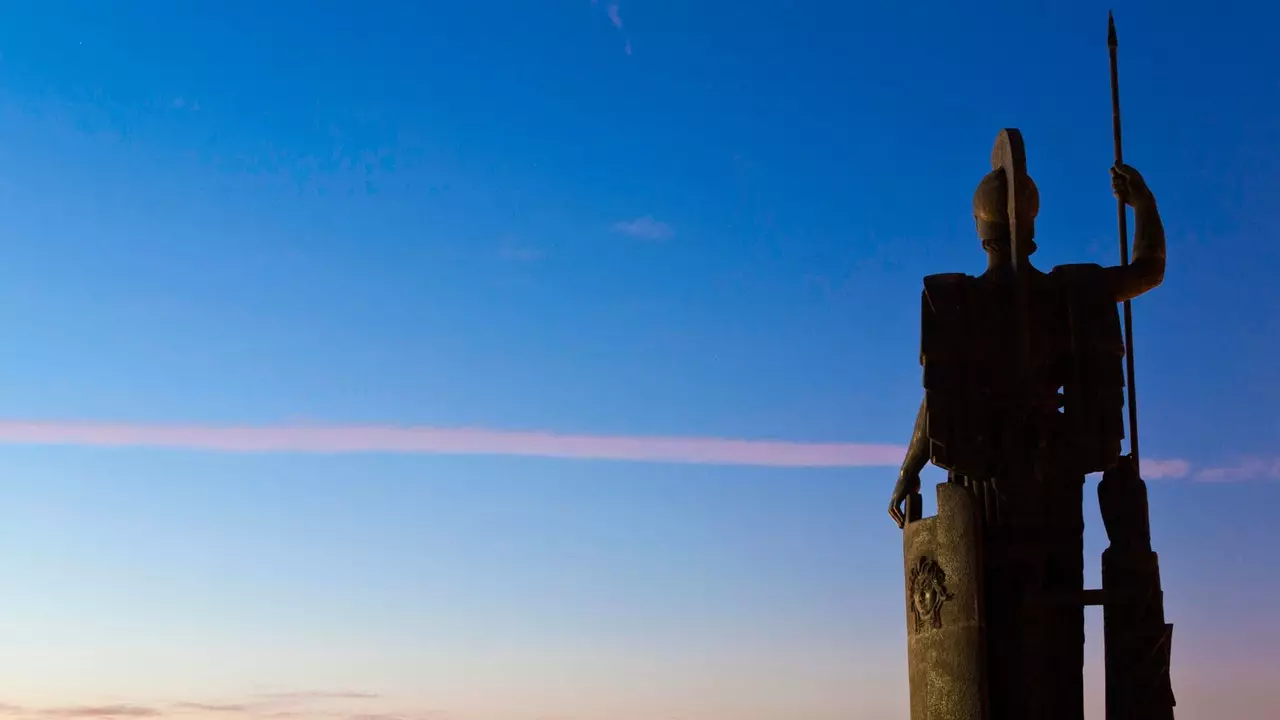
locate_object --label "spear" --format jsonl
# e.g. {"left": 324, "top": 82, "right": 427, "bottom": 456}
{"left": 1109, "top": 11, "right": 1141, "bottom": 472}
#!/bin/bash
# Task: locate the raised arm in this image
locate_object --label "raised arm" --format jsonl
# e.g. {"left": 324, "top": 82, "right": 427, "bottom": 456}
{"left": 1105, "top": 163, "right": 1166, "bottom": 302}
{"left": 889, "top": 396, "right": 930, "bottom": 528}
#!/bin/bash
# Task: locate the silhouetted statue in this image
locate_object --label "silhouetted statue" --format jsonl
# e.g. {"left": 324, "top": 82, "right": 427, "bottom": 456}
{"left": 888, "top": 151, "right": 1165, "bottom": 528}
{"left": 891, "top": 128, "right": 1174, "bottom": 720}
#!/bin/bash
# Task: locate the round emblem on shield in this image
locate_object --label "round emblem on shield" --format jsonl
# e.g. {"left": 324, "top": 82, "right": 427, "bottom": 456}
{"left": 909, "top": 555, "right": 955, "bottom": 633}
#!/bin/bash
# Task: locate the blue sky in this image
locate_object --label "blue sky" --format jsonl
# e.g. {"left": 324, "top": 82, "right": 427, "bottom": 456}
{"left": 0, "top": 2, "right": 1278, "bottom": 719}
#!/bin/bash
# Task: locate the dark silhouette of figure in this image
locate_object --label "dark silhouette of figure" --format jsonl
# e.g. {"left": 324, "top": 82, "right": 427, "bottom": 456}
{"left": 889, "top": 161, "right": 1165, "bottom": 528}
{"left": 892, "top": 130, "right": 1169, "bottom": 720}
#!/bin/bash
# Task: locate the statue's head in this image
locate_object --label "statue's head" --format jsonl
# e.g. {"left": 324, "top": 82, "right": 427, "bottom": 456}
{"left": 973, "top": 168, "right": 1039, "bottom": 256}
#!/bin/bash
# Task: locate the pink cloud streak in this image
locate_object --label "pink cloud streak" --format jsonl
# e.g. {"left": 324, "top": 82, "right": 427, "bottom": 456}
{"left": 1195, "top": 456, "right": 1280, "bottom": 483}
{"left": 1139, "top": 457, "right": 1192, "bottom": 480}
{"left": 0, "top": 420, "right": 903, "bottom": 468}
{"left": 0, "top": 420, "right": 1208, "bottom": 477}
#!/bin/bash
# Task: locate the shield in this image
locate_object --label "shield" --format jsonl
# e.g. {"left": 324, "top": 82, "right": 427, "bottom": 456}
{"left": 903, "top": 482, "right": 986, "bottom": 720}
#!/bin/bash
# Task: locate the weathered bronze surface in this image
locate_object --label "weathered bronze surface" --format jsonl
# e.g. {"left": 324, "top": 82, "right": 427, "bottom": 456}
{"left": 904, "top": 484, "right": 984, "bottom": 720}
{"left": 889, "top": 125, "right": 1174, "bottom": 720}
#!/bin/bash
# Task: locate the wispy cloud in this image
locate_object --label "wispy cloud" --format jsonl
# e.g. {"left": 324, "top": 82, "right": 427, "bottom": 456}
{"left": 345, "top": 714, "right": 446, "bottom": 720}
{"left": 253, "top": 693, "right": 379, "bottom": 703}
{"left": 0, "top": 693, "right": 388, "bottom": 720}
{"left": 590, "top": 0, "right": 624, "bottom": 27}
{"left": 170, "top": 704, "right": 251, "bottom": 714}
{"left": 0, "top": 420, "right": 901, "bottom": 468}
{"left": 0, "top": 419, "right": 1215, "bottom": 480}
{"left": 497, "top": 243, "right": 543, "bottom": 263}
{"left": 41, "top": 707, "right": 161, "bottom": 718}
{"left": 1195, "top": 456, "right": 1280, "bottom": 483}
{"left": 1141, "top": 457, "right": 1192, "bottom": 480}
{"left": 612, "top": 215, "right": 673, "bottom": 240}
{"left": 591, "top": 1, "right": 632, "bottom": 54}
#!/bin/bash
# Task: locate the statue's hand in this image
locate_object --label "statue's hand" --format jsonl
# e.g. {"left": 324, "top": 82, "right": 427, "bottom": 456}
{"left": 889, "top": 470, "right": 922, "bottom": 529}
{"left": 1111, "top": 163, "right": 1155, "bottom": 210}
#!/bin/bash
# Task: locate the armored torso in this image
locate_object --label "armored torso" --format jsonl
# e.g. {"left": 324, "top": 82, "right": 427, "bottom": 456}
{"left": 920, "top": 262, "right": 1125, "bottom": 480}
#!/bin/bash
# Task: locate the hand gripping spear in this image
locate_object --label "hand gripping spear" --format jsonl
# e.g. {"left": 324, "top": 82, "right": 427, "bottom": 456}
{"left": 1110, "top": 11, "right": 1141, "bottom": 470}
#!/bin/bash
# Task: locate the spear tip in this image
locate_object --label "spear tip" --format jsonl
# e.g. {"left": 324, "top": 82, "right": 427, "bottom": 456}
{"left": 1108, "top": 10, "right": 1118, "bottom": 47}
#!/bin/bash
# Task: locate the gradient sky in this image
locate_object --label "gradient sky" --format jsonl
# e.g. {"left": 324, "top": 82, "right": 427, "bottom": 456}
{"left": 1, "top": 1, "right": 1278, "bottom": 719}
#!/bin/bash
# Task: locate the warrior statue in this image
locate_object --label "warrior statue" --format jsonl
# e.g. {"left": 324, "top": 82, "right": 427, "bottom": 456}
{"left": 886, "top": 17, "right": 1175, "bottom": 720}
{"left": 886, "top": 125, "right": 1174, "bottom": 720}
{"left": 887, "top": 153, "right": 1165, "bottom": 528}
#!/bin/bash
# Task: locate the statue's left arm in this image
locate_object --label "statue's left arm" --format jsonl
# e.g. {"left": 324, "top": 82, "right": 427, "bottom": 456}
{"left": 1105, "top": 163, "right": 1166, "bottom": 301}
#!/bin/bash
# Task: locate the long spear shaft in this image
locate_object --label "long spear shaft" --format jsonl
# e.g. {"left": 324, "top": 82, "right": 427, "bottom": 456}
{"left": 1109, "top": 11, "right": 1141, "bottom": 471}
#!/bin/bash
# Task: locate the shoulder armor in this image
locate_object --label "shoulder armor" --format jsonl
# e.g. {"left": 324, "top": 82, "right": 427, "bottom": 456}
{"left": 1050, "top": 262, "right": 1106, "bottom": 275}
{"left": 1051, "top": 263, "right": 1126, "bottom": 472}
{"left": 920, "top": 273, "right": 976, "bottom": 365}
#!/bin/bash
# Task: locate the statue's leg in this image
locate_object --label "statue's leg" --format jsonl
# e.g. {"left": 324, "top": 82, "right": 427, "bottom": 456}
{"left": 981, "top": 471, "right": 1085, "bottom": 720}
{"left": 1038, "top": 473, "right": 1087, "bottom": 720}
{"left": 980, "top": 487, "right": 1026, "bottom": 720}
{"left": 983, "top": 531, "right": 1029, "bottom": 720}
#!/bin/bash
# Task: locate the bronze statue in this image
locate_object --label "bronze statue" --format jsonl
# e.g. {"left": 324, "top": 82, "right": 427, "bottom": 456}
{"left": 887, "top": 159, "right": 1164, "bottom": 529}
{"left": 889, "top": 17, "right": 1175, "bottom": 720}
